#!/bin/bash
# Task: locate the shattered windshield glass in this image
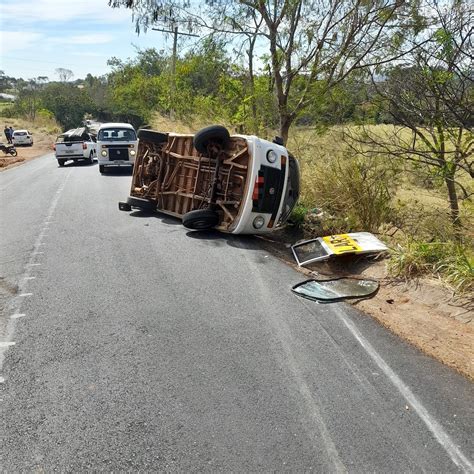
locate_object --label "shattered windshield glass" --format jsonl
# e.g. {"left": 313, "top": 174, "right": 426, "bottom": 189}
{"left": 292, "top": 278, "right": 379, "bottom": 302}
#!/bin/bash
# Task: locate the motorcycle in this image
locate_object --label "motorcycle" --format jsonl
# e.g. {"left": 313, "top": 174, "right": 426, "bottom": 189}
{"left": 0, "top": 143, "right": 18, "bottom": 157}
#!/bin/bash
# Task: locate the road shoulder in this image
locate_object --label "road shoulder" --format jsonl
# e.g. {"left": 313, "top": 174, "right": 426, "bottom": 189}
{"left": 257, "top": 231, "right": 474, "bottom": 381}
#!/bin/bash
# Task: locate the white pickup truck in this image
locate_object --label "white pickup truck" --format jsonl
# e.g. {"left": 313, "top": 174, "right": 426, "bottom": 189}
{"left": 54, "top": 127, "right": 97, "bottom": 167}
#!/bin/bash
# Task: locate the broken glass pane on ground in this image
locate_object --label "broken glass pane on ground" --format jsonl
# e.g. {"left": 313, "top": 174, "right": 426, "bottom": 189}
{"left": 292, "top": 278, "right": 379, "bottom": 302}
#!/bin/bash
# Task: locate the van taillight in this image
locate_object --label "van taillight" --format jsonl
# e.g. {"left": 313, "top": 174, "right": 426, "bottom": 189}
{"left": 82, "top": 143, "right": 87, "bottom": 150}
{"left": 53, "top": 144, "right": 56, "bottom": 151}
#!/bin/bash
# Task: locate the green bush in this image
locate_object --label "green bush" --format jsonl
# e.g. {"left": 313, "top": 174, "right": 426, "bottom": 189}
{"left": 289, "top": 203, "right": 309, "bottom": 227}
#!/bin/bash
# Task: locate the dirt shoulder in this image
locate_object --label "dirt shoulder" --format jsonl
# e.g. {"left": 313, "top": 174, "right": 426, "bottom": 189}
{"left": 257, "top": 229, "right": 474, "bottom": 381}
{"left": 0, "top": 118, "right": 57, "bottom": 171}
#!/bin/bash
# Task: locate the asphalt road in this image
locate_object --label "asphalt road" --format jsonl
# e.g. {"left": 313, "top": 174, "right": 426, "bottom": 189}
{"left": 1, "top": 154, "right": 473, "bottom": 472}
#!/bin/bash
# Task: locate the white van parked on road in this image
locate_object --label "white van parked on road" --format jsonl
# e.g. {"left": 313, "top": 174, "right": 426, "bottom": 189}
{"left": 97, "top": 122, "right": 138, "bottom": 173}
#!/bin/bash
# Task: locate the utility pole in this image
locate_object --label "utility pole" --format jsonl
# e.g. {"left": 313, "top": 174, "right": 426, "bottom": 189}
{"left": 152, "top": 25, "right": 199, "bottom": 119}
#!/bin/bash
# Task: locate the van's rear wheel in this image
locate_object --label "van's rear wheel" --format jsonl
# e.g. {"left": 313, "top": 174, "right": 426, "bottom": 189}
{"left": 183, "top": 209, "right": 219, "bottom": 230}
{"left": 58, "top": 159, "right": 65, "bottom": 167}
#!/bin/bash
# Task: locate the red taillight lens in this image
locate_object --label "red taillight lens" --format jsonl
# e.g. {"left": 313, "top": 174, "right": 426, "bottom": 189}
{"left": 252, "top": 176, "right": 264, "bottom": 201}
{"left": 53, "top": 144, "right": 56, "bottom": 151}
{"left": 82, "top": 143, "right": 87, "bottom": 150}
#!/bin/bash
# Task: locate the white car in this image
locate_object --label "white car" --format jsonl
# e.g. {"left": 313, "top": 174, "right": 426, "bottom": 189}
{"left": 12, "top": 130, "right": 33, "bottom": 146}
{"left": 119, "top": 125, "right": 300, "bottom": 234}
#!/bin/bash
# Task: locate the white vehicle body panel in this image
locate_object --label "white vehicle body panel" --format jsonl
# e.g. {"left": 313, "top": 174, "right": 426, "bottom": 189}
{"left": 291, "top": 232, "right": 389, "bottom": 266}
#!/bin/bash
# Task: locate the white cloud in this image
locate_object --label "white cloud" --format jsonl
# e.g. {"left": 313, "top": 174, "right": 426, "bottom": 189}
{"left": 1, "top": 0, "right": 132, "bottom": 24}
{"left": 0, "top": 31, "right": 43, "bottom": 53}
{"left": 65, "top": 33, "right": 115, "bottom": 45}
{"left": 70, "top": 51, "right": 109, "bottom": 58}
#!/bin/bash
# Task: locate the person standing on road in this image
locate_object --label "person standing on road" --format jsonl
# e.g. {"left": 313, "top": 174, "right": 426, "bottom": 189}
{"left": 4, "top": 125, "right": 11, "bottom": 144}
{"left": 9, "top": 126, "right": 14, "bottom": 143}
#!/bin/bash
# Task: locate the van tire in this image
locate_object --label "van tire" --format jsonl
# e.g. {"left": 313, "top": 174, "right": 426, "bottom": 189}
{"left": 138, "top": 129, "right": 168, "bottom": 144}
{"left": 58, "top": 159, "right": 65, "bottom": 167}
{"left": 99, "top": 165, "right": 105, "bottom": 173}
{"left": 183, "top": 209, "right": 219, "bottom": 230}
{"left": 126, "top": 196, "right": 156, "bottom": 211}
{"left": 86, "top": 151, "right": 93, "bottom": 165}
{"left": 193, "top": 125, "right": 230, "bottom": 154}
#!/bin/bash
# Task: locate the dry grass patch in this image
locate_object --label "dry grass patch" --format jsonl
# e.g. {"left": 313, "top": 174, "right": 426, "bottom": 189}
{"left": 0, "top": 115, "right": 60, "bottom": 170}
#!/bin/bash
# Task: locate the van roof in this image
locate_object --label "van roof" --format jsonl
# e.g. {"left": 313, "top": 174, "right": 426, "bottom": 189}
{"left": 98, "top": 122, "right": 135, "bottom": 130}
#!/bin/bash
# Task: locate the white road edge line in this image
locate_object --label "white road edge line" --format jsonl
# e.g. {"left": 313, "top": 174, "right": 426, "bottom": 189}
{"left": 0, "top": 342, "right": 15, "bottom": 348}
{"left": 0, "top": 168, "right": 72, "bottom": 379}
{"left": 335, "top": 307, "right": 474, "bottom": 472}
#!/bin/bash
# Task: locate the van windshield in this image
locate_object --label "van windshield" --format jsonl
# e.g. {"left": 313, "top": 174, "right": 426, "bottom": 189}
{"left": 98, "top": 128, "right": 136, "bottom": 141}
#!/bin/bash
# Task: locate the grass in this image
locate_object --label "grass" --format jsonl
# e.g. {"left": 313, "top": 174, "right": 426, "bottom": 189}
{"left": 389, "top": 240, "right": 473, "bottom": 293}
{"left": 0, "top": 114, "right": 61, "bottom": 136}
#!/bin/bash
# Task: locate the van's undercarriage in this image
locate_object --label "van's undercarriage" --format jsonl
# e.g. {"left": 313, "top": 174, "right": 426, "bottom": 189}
{"left": 129, "top": 132, "right": 251, "bottom": 231}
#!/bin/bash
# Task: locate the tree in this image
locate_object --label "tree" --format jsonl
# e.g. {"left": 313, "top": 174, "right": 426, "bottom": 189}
{"left": 14, "top": 77, "right": 49, "bottom": 121}
{"left": 41, "top": 83, "right": 96, "bottom": 130}
{"left": 110, "top": 0, "right": 423, "bottom": 142}
{"left": 346, "top": 0, "right": 473, "bottom": 233}
{"left": 0, "top": 70, "right": 17, "bottom": 94}
{"left": 55, "top": 68, "right": 74, "bottom": 83}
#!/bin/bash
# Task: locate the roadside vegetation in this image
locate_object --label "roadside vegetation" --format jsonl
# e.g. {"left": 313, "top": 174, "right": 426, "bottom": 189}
{"left": 1, "top": 0, "right": 472, "bottom": 294}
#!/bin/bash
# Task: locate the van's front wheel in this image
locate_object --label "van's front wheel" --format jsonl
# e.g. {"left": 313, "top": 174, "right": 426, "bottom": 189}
{"left": 193, "top": 125, "right": 230, "bottom": 154}
{"left": 183, "top": 209, "right": 219, "bottom": 230}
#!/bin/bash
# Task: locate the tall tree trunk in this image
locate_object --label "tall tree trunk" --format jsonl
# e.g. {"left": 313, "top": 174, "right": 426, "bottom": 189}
{"left": 445, "top": 173, "right": 461, "bottom": 233}
{"left": 279, "top": 114, "right": 293, "bottom": 145}
{"left": 247, "top": 37, "right": 258, "bottom": 135}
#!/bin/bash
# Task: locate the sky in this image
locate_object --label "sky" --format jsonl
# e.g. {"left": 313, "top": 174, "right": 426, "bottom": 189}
{"left": 0, "top": 0, "right": 201, "bottom": 81}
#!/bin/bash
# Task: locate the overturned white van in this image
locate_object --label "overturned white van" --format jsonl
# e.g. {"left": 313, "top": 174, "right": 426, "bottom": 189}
{"left": 119, "top": 125, "right": 300, "bottom": 235}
